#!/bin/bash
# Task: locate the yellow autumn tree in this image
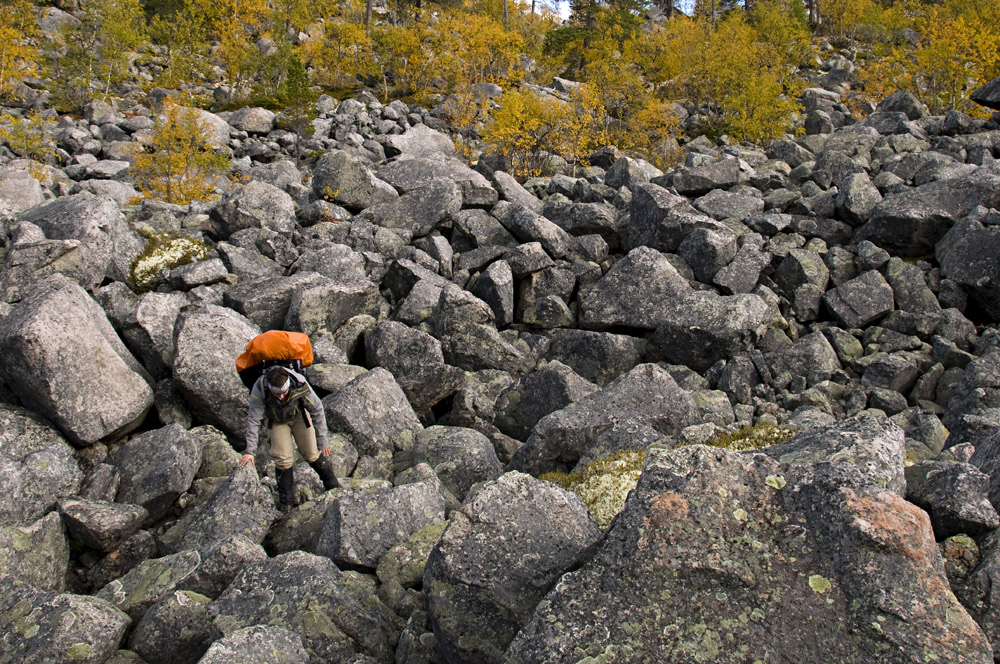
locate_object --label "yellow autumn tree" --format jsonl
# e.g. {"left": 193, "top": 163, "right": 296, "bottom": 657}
{"left": 303, "top": 18, "right": 375, "bottom": 89}
{"left": 435, "top": 11, "right": 525, "bottom": 87}
{"left": 481, "top": 87, "right": 567, "bottom": 179}
{"left": 130, "top": 101, "right": 230, "bottom": 204}
{"left": 0, "top": 0, "right": 39, "bottom": 101}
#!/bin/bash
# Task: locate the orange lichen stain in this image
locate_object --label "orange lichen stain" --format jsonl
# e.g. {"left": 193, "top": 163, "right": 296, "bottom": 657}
{"left": 844, "top": 489, "right": 934, "bottom": 562}
{"left": 639, "top": 492, "right": 691, "bottom": 550}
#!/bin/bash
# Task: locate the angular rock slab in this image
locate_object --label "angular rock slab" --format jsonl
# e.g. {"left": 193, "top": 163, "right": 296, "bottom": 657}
{"left": 762, "top": 412, "right": 907, "bottom": 496}
{"left": 509, "top": 363, "right": 698, "bottom": 476}
{"left": 413, "top": 426, "right": 504, "bottom": 501}
{"left": 504, "top": 445, "right": 992, "bottom": 664}
{"left": 96, "top": 550, "right": 202, "bottom": 623}
{"left": 425, "top": 472, "right": 601, "bottom": 664}
{"left": 0, "top": 275, "right": 153, "bottom": 446}
{"left": 196, "top": 625, "right": 309, "bottom": 664}
{"left": 823, "top": 269, "right": 895, "bottom": 328}
{"left": 209, "top": 551, "right": 401, "bottom": 663}
{"left": 858, "top": 173, "right": 1000, "bottom": 257}
{"left": 0, "top": 575, "right": 131, "bottom": 664}
{"left": 578, "top": 246, "right": 692, "bottom": 331}
{"left": 0, "top": 404, "right": 82, "bottom": 527}
{"left": 648, "top": 291, "right": 772, "bottom": 373}
{"left": 128, "top": 590, "right": 219, "bottom": 664}
{"left": 172, "top": 304, "right": 259, "bottom": 444}
{"left": 57, "top": 497, "right": 148, "bottom": 553}
{"left": 312, "top": 149, "right": 398, "bottom": 211}
{"left": 323, "top": 367, "right": 423, "bottom": 459}
{"left": 316, "top": 481, "right": 446, "bottom": 569}
{"left": 158, "top": 464, "right": 277, "bottom": 556}
{"left": 109, "top": 424, "right": 202, "bottom": 523}
{"left": 377, "top": 158, "right": 498, "bottom": 208}
{"left": 0, "top": 512, "right": 69, "bottom": 592}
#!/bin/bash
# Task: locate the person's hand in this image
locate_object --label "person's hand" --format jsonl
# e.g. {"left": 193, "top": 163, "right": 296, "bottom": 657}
{"left": 240, "top": 454, "right": 255, "bottom": 467}
{"left": 321, "top": 447, "right": 331, "bottom": 458}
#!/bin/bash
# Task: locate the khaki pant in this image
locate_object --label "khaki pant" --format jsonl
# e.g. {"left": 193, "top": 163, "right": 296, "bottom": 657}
{"left": 270, "top": 411, "right": 319, "bottom": 470}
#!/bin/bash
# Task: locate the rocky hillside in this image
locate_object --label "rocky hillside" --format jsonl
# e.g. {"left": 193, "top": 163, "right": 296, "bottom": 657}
{"left": 2, "top": 75, "right": 1000, "bottom": 663}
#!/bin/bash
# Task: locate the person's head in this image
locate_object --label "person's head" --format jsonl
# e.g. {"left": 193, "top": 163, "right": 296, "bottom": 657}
{"left": 266, "top": 368, "right": 290, "bottom": 396}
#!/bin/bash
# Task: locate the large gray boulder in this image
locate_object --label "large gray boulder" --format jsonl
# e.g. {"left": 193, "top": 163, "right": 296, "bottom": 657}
{"left": 937, "top": 218, "right": 1000, "bottom": 320}
{"left": 647, "top": 292, "right": 772, "bottom": 372}
{"left": 495, "top": 206, "right": 578, "bottom": 261}
{"left": 196, "top": 625, "right": 309, "bottom": 664}
{"left": 505, "top": 445, "right": 992, "bottom": 663}
{"left": 209, "top": 551, "right": 401, "bottom": 662}
{"left": 970, "top": 76, "right": 1000, "bottom": 111}
{"left": 0, "top": 163, "right": 43, "bottom": 215}
{"left": 214, "top": 180, "right": 297, "bottom": 236}
{"left": 823, "top": 269, "right": 895, "bottom": 328}
{"left": 858, "top": 172, "right": 1000, "bottom": 257}
{"left": 96, "top": 551, "right": 202, "bottom": 622}
{"left": 284, "top": 274, "right": 381, "bottom": 336}
{"left": 364, "top": 320, "right": 463, "bottom": 413}
{"left": 128, "top": 590, "right": 220, "bottom": 664}
{"left": 121, "top": 291, "right": 189, "bottom": 379}
{"left": 383, "top": 123, "right": 457, "bottom": 160}
{"left": 906, "top": 460, "right": 999, "bottom": 539}
{"left": 625, "top": 182, "right": 695, "bottom": 252}
{"left": 766, "top": 330, "right": 843, "bottom": 388}
{"left": 57, "top": 498, "right": 148, "bottom": 553}
{"left": 943, "top": 350, "right": 1000, "bottom": 449}
{"left": 176, "top": 535, "right": 267, "bottom": 599}
{"left": 413, "top": 426, "right": 504, "bottom": 500}
{"left": 108, "top": 424, "right": 202, "bottom": 523}
{"left": 171, "top": 304, "right": 259, "bottom": 444}
{"left": 290, "top": 244, "right": 369, "bottom": 283}
{"left": 312, "top": 150, "right": 399, "bottom": 211}
{"left": 673, "top": 157, "right": 741, "bottom": 195}
{"left": 377, "top": 158, "right": 498, "bottom": 208}
{"left": 157, "top": 464, "right": 277, "bottom": 556}
{"left": 15, "top": 193, "right": 130, "bottom": 292}
{"left": 0, "top": 512, "right": 69, "bottom": 591}
{"left": 495, "top": 361, "right": 598, "bottom": 441}
{"left": 228, "top": 106, "right": 275, "bottom": 134}
{"left": 434, "top": 284, "right": 525, "bottom": 373}
{"left": 0, "top": 575, "right": 131, "bottom": 664}
{"left": 315, "top": 481, "right": 446, "bottom": 569}
{"left": 0, "top": 404, "right": 82, "bottom": 527}
{"left": 223, "top": 272, "right": 326, "bottom": 332}
{"left": 509, "top": 364, "right": 698, "bottom": 475}
{"left": 359, "top": 179, "right": 462, "bottom": 237}
{"left": 0, "top": 275, "right": 153, "bottom": 446}
{"left": 323, "top": 367, "right": 423, "bottom": 462}
{"left": 544, "top": 329, "right": 646, "bottom": 386}
{"left": 578, "top": 246, "right": 692, "bottom": 330}
{"left": 424, "top": 472, "right": 602, "bottom": 664}
{"left": 763, "top": 413, "right": 907, "bottom": 495}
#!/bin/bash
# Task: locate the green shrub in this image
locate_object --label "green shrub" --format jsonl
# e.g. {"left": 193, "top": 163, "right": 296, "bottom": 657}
{"left": 130, "top": 232, "right": 211, "bottom": 291}
{"left": 540, "top": 449, "right": 647, "bottom": 529}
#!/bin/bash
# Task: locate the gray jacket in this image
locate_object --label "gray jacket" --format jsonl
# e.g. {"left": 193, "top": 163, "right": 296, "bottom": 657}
{"left": 244, "top": 367, "right": 329, "bottom": 456}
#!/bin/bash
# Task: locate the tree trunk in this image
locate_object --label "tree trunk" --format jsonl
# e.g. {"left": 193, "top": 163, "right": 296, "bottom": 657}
{"left": 365, "top": 0, "right": 372, "bottom": 25}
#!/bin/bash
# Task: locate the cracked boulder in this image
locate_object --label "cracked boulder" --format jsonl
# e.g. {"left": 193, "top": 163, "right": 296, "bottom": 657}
{"left": 504, "top": 445, "right": 992, "bottom": 664}
{"left": 424, "top": 471, "right": 601, "bottom": 664}
{"left": 0, "top": 275, "right": 153, "bottom": 446}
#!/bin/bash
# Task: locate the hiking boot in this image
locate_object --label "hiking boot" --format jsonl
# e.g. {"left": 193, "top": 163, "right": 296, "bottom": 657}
{"left": 276, "top": 467, "right": 297, "bottom": 511}
{"left": 309, "top": 455, "right": 340, "bottom": 491}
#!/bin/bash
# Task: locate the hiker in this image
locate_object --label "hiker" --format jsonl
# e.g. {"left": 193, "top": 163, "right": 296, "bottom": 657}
{"left": 241, "top": 365, "right": 339, "bottom": 511}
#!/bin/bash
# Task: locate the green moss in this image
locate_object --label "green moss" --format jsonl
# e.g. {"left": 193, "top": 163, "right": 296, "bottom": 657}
{"left": 129, "top": 232, "right": 211, "bottom": 292}
{"left": 682, "top": 423, "right": 796, "bottom": 452}
{"left": 541, "top": 450, "right": 647, "bottom": 529}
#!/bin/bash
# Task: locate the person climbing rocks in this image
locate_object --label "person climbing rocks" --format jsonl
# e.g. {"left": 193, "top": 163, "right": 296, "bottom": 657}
{"left": 241, "top": 365, "right": 339, "bottom": 512}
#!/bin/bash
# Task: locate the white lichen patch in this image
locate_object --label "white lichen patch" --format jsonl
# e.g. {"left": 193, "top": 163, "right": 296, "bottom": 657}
{"left": 130, "top": 233, "right": 211, "bottom": 291}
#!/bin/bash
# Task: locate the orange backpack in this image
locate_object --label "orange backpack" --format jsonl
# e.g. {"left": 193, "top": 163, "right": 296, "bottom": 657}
{"left": 236, "top": 330, "right": 314, "bottom": 389}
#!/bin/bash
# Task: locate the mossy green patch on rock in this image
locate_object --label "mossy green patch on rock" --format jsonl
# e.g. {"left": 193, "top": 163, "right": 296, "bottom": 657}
{"left": 682, "top": 423, "right": 796, "bottom": 452}
{"left": 541, "top": 450, "right": 646, "bottom": 528}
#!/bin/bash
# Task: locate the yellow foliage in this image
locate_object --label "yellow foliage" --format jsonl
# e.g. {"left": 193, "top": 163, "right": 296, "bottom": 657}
{"left": 434, "top": 12, "right": 525, "bottom": 87}
{"left": 129, "top": 101, "right": 230, "bottom": 205}
{"left": 370, "top": 21, "right": 437, "bottom": 102}
{"left": 0, "top": 0, "right": 39, "bottom": 101}
{"left": 554, "top": 83, "right": 609, "bottom": 172}
{"left": 304, "top": 19, "right": 376, "bottom": 89}
{"left": 852, "top": 5, "right": 1000, "bottom": 117}
{"left": 481, "top": 86, "right": 567, "bottom": 179}
{"left": 0, "top": 112, "right": 55, "bottom": 179}
{"left": 440, "top": 84, "right": 494, "bottom": 162}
